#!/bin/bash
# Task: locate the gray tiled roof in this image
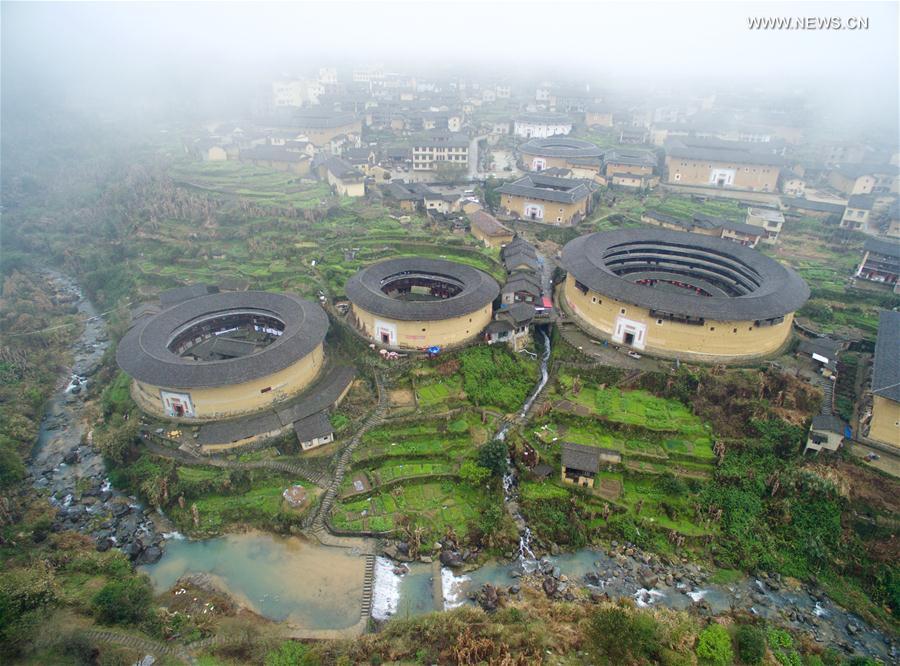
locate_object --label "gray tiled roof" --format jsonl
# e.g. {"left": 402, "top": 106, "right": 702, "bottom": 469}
{"left": 515, "top": 112, "right": 572, "bottom": 125}
{"left": 665, "top": 137, "right": 786, "bottom": 166}
{"left": 501, "top": 236, "right": 537, "bottom": 259}
{"left": 503, "top": 250, "right": 541, "bottom": 273}
{"left": 500, "top": 302, "right": 536, "bottom": 325}
{"left": 293, "top": 411, "right": 333, "bottom": 442}
{"left": 345, "top": 257, "right": 499, "bottom": 321}
{"left": 497, "top": 174, "right": 591, "bottom": 205}
{"left": 159, "top": 284, "right": 219, "bottom": 308}
{"left": 117, "top": 291, "right": 328, "bottom": 389}
{"left": 518, "top": 137, "right": 604, "bottom": 159}
{"left": 561, "top": 441, "right": 601, "bottom": 474}
{"left": 324, "top": 156, "right": 363, "bottom": 180}
{"left": 811, "top": 414, "right": 846, "bottom": 435}
{"left": 469, "top": 210, "right": 512, "bottom": 237}
{"left": 562, "top": 229, "right": 809, "bottom": 321}
{"left": 782, "top": 198, "right": 845, "bottom": 214}
{"left": 241, "top": 145, "right": 308, "bottom": 163}
{"left": 294, "top": 110, "right": 358, "bottom": 129}
{"left": 872, "top": 310, "right": 900, "bottom": 403}
{"left": 603, "top": 149, "right": 658, "bottom": 168}
{"left": 864, "top": 238, "right": 900, "bottom": 260}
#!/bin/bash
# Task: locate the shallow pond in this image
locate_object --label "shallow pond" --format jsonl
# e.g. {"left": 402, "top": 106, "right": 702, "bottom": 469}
{"left": 142, "top": 531, "right": 366, "bottom": 629}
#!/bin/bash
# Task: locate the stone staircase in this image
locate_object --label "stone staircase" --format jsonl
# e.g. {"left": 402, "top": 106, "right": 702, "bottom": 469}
{"left": 360, "top": 554, "right": 376, "bottom": 619}
{"left": 310, "top": 373, "right": 388, "bottom": 536}
{"left": 83, "top": 629, "right": 193, "bottom": 664}
{"left": 816, "top": 375, "right": 835, "bottom": 415}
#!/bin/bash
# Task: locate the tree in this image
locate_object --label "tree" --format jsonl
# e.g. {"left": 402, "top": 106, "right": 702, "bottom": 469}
{"left": 91, "top": 577, "right": 154, "bottom": 626}
{"left": 0, "top": 437, "right": 25, "bottom": 488}
{"left": 696, "top": 624, "right": 734, "bottom": 666}
{"left": 588, "top": 606, "right": 660, "bottom": 664}
{"left": 735, "top": 624, "right": 766, "bottom": 665}
{"left": 476, "top": 439, "right": 508, "bottom": 477}
{"left": 96, "top": 414, "right": 139, "bottom": 465}
{"left": 459, "top": 460, "right": 490, "bottom": 486}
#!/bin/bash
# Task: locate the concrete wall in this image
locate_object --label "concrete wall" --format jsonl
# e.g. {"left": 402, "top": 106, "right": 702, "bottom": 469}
{"left": 561, "top": 468, "right": 595, "bottom": 488}
{"left": 563, "top": 273, "right": 794, "bottom": 361}
{"left": 664, "top": 155, "right": 780, "bottom": 192}
{"left": 351, "top": 303, "right": 493, "bottom": 350}
{"left": 131, "top": 343, "right": 325, "bottom": 420}
{"left": 870, "top": 395, "right": 900, "bottom": 450}
{"left": 327, "top": 171, "right": 365, "bottom": 197}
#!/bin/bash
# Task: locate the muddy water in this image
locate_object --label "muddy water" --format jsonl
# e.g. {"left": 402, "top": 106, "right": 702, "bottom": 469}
{"left": 143, "top": 531, "right": 365, "bottom": 629}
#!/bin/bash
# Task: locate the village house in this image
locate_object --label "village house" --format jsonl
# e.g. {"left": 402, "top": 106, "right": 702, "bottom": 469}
{"left": 601, "top": 149, "right": 658, "bottom": 178}
{"left": 641, "top": 210, "right": 762, "bottom": 247}
{"left": 781, "top": 197, "right": 846, "bottom": 220}
{"left": 797, "top": 336, "right": 845, "bottom": 378}
{"left": 867, "top": 311, "right": 900, "bottom": 451}
{"left": 560, "top": 442, "right": 621, "bottom": 488}
{"left": 321, "top": 157, "right": 366, "bottom": 197}
{"left": 294, "top": 109, "right": 362, "bottom": 147}
{"left": 827, "top": 165, "right": 877, "bottom": 196}
{"left": 513, "top": 112, "right": 573, "bottom": 139}
{"left": 745, "top": 207, "right": 785, "bottom": 244}
{"left": 855, "top": 237, "right": 900, "bottom": 288}
{"left": 411, "top": 131, "right": 470, "bottom": 173}
{"left": 496, "top": 174, "right": 592, "bottom": 226}
{"left": 501, "top": 271, "right": 542, "bottom": 306}
{"left": 484, "top": 302, "right": 535, "bottom": 351}
{"left": 840, "top": 194, "right": 876, "bottom": 233}
{"left": 780, "top": 172, "right": 807, "bottom": 197}
{"left": 803, "top": 414, "right": 846, "bottom": 455}
{"left": 584, "top": 106, "right": 614, "bottom": 128}
{"left": 664, "top": 137, "right": 784, "bottom": 191}
{"left": 468, "top": 209, "right": 514, "bottom": 248}
{"left": 501, "top": 236, "right": 541, "bottom": 274}
{"left": 190, "top": 137, "right": 230, "bottom": 162}
{"left": 239, "top": 144, "right": 311, "bottom": 175}
{"left": 718, "top": 220, "right": 764, "bottom": 248}
{"left": 293, "top": 411, "right": 334, "bottom": 452}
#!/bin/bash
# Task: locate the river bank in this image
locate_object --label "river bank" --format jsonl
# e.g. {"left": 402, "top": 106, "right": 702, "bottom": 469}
{"left": 27, "top": 271, "right": 167, "bottom": 565}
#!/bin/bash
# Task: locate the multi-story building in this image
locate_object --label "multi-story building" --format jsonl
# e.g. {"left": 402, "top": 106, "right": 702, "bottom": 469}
{"left": 840, "top": 194, "right": 876, "bottom": 233}
{"left": 855, "top": 238, "right": 900, "bottom": 287}
{"left": 411, "top": 131, "right": 470, "bottom": 172}
{"left": 745, "top": 207, "right": 785, "bottom": 245}
{"left": 868, "top": 310, "right": 900, "bottom": 450}
{"left": 497, "top": 174, "right": 592, "bottom": 226}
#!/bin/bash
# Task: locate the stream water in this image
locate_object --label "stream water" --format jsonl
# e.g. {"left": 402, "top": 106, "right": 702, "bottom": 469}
{"left": 34, "top": 273, "right": 896, "bottom": 660}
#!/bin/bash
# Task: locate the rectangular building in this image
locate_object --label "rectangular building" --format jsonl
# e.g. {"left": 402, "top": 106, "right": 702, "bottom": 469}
{"left": 411, "top": 131, "right": 470, "bottom": 173}
{"left": 664, "top": 137, "right": 784, "bottom": 191}
{"left": 497, "top": 174, "right": 592, "bottom": 226}
{"left": 868, "top": 311, "right": 900, "bottom": 450}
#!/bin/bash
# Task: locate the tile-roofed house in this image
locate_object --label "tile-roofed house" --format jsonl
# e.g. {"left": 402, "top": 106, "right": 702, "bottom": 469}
{"left": 501, "top": 236, "right": 537, "bottom": 259}
{"left": 469, "top": 209, "right": 514, "bottom": 248}
{"left": 856, "top": 238, "right": 900, "bottom": 288}
{"left": 602, "top": 148, "right": 658, "bottom": 177}
{"left": 485, "top": 302, "right": 535, "bottom": 351}
{"left": 560, "top": 442, "right": 603, "bottom": 487}
{"left": 497, "top": 174, "right": 593, "bottom": 226}
{"left": 239, "top": 144, "right": 311, "bottom": 175}
{"left": 719, "top": 219, "right": 764, "bottom": 248}
{"left": 501, "top": 271, "right": 542, "bottom": 306}
{"left": 804, "top": 414, "right": 847, "bottom": 454}
{"left": 293, "top": 411, "right": 334, "bottom": 451}
{"left": 503, "top": 248, "right": 541, "bottom": 274}
{"left": 798, "top": 336, "right": 846, "bottom": 376}
{"left": 321, "top": 157, "right": 365, "bottom": 197}
{"left": 868, "top": 310, "right": 900, "bottom": 450}
{"left": 782, "top": 197, "right": 846, "bottom": 217}
{"left": 841, "top": 194, "right": 877, "bottom": 234}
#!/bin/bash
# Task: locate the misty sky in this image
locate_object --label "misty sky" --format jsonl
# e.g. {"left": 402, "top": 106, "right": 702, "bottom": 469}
{"left": 2, "top": 1, "right": 898, "bottom": 126}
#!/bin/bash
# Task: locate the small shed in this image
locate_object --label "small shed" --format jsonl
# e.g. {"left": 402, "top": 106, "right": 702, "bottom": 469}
{"left": 293, "top": 412, "right": 334, "bottom": 451}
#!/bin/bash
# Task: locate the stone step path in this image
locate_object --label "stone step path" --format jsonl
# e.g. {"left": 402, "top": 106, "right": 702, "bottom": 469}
{"left": 311, "top": 373, "right": 388, "bottom": 537}
{"left": 360, "top": 554, "right": 376, "bottom": 618}
{"left": 83, "top": 628, "right": 193, "bottom": 664}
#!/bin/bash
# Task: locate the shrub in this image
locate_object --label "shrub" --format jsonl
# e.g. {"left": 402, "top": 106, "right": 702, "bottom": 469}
{"left": 265, "top": 640, "right": 319, "bottom": 666}
{"left": 735, "top": 624, "right": 766, "bottom": 664}
{"left": 91, "top": 577, "right": 154, "bottom": 626}
{"left": 459, "top": 460, "right": 490, "bottom": 486}
{"left": 696, "top": 624, "right": 734, "bottom": 666}
{"left": 587, "top": 606, "right": 660, "bottom": 664}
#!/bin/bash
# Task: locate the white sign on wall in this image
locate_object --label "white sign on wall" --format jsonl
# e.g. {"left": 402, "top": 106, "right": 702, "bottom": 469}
{"left": 709, "top": 168, "right": 736, "bottom": 187}
{"left": 160, "top": 390, "right": 196, "bottom": 418}
{"left": 612, "top": 317, "right": 647, "bottom": 350}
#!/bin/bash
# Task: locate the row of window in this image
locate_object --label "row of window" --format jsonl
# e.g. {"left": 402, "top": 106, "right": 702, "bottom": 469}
{"left": 675, "top": 161, "right": 773, "bottom": 174}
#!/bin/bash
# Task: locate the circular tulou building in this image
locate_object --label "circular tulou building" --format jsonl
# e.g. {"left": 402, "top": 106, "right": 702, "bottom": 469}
{"left": 345, "top": 257, "right": 499, "bottom": 350}
{"left": 561, "top": 229, "right": 809, "bottom": 361}
{"left": 117, "top": 291, "right": 328, "bottom": 420}
{"left": 518, "top": 136, "right": 604, "bottom": 172}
